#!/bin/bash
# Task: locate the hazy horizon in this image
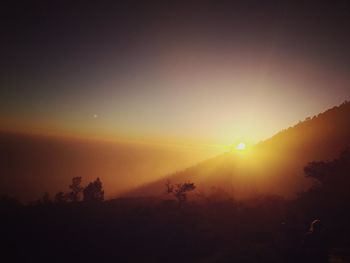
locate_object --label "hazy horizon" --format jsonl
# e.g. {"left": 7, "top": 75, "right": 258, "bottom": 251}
{"left": 2, "top": 97, "right": 347, "bottom": 150}
{"left": 1, "top": 100, "right": 349, "bottom": 202}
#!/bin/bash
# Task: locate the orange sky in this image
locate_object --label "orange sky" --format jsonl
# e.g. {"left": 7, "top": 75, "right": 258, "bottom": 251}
{"left": 2, "top": 2, "right": 350, "bottom": 148}
{"left": 2, "top": 45, "right": 349, "bottom": 149}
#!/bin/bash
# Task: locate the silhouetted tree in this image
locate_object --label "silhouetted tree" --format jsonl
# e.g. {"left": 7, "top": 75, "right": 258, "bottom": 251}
{"left": 165, "top": 179, "right": 196, "bottom": 207}
{"left": 38, "top": 192, "right": 51, "bottom": 205}
{"left": 68, "top": 177, "right": 83, "bottom": 202}
{"left": 300, "top": 148, "right": 350, "bottom": 226}
{"left": 54, "top": 191, "right": 67, "bottom": 203}
{"left": 304, "top": 148, "right": 350, "bottom": 191}
{"left": 83, "top": 178, "right": 104, "bottom": 202}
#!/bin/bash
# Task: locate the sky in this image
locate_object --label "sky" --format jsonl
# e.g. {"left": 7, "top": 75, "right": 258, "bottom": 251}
{"left": 1, "top": 1, "right": 350, "bottom": 147}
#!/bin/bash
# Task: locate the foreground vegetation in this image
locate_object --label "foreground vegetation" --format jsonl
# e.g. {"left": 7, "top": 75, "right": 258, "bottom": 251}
{"left": 2, "top": 149, "right": 350, "bottom": 262}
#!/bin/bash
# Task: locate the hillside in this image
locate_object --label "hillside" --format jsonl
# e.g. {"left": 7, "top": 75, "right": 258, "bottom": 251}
{"left": 127, "top": 101, "right": 350, "bottom": 199}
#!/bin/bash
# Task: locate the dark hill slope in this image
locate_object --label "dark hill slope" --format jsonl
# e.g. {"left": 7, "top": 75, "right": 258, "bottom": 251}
{"left": 127, "top": 101, "right": 350, "bottom": 199}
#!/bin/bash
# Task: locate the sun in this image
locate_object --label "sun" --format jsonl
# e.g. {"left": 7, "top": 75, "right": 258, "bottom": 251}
{"left": 236, "top": 142, "right": 246, "bottom": 151}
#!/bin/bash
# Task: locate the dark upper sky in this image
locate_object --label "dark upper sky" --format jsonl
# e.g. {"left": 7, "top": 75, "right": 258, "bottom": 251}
{"left": 1, "top": 1, "right": 350, "bottom": 144}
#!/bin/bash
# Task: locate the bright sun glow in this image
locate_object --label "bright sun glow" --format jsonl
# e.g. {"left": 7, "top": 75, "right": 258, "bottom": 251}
{"left": 236, "top": 142, "right": 246, "bottom": 151}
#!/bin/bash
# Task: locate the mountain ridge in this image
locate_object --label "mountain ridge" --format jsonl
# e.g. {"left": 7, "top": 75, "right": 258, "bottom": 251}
{"left": 125, "top": 101, "right": 350, "bottom": 199}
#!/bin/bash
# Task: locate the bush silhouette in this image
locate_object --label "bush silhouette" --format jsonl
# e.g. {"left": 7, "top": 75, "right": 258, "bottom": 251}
{"left": 37, "top": 192, "right": 51, "bottom": 205}
{"left": 165, "top": 180, "right": 196, "bottom": 207}
{"left": 54, "top": 191, "right": 67, "bottom": 203}
{"left": 83, "top": 178, "right": 104, "bottom": 202}
{"left": 304, "top": 148, "right": 350, "bottom": 193}
{"left": 68, "top": 177, "right": 83, "bottom": 202}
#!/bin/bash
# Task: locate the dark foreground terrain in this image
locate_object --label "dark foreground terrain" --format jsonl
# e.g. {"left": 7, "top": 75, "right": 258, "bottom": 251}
{"left": 3, "top": 148, "right": 350, "bottom": 262}
{"left": 2, "top": 193, "right": 350, "bottom": 263}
